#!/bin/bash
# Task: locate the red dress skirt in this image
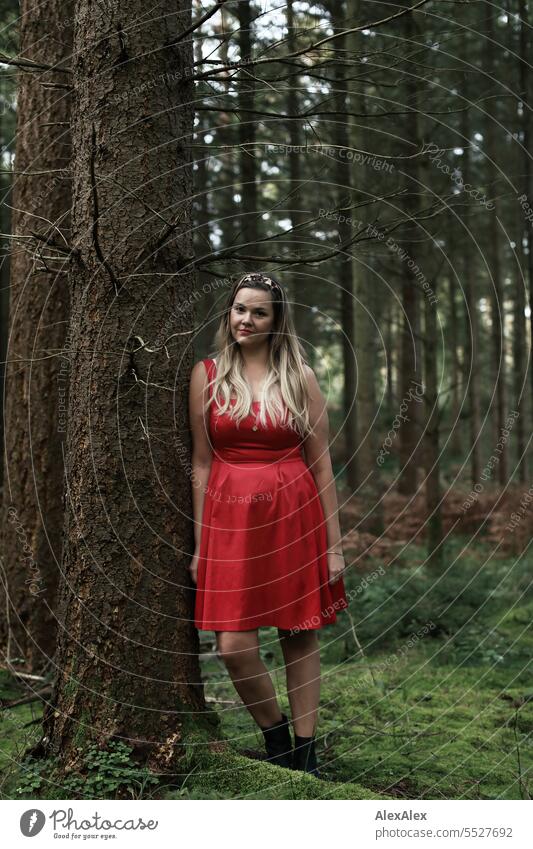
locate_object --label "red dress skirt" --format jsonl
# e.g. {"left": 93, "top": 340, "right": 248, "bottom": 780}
{"left": 194, "top": 357, "right": 348, "bottom": 631}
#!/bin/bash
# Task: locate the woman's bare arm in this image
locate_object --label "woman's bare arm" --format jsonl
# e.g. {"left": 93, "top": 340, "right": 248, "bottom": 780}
{"left": 189, "top": 360, "right": 213, "bottom": 551}
{"left": 301, "top": 365, "right": 344, "bottom": 556}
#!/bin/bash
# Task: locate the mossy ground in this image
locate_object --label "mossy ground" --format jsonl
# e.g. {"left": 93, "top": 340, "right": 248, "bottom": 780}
{"left": 1, "top": 537, "right": 531, "bottom": 800}
{"left": 192, "top": 616, "right": 532, "bottom": 799}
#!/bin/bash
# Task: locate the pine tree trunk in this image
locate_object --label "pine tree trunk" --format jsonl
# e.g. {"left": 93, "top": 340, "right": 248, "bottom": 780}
{"left": 460, "top": 44, "right": 481, "bottom": 486}
{"left": 424, "top": 273, "right": 443, "bottom": 569}
{"left": 485, "top": 9, "right": 508, "bottom": 486}
{"left": 448, "top": 274, "right": 462, "bottom": 456}
{"left": 385, "top": 300, "right": 396, "bottom": 416}
{"left": 0, "top": 160, "right": 11, "bottom": 491}
{"left": 285, "top": 0, "right": 315, "bottom": 366}
{"left": 37, "top": 0, "right": 207, "bottom": 771}
{"left": 237, "top": 0, "right": 259, "bottom": 251}
{"left": 215, "top": 5, "right": 239, "bottom": 256}
{"left": 512, "top": 195, "right": 527, "bottom": 483}
{"left": 346, "top": 3, "right": 383, "bottom": 533}
{"left": 330, "top": 0, "right": 358, "bottom": 490}
{"left": 0, "top": 0, "right": 73, "bottom": 672}
{"left": 397, "top": 10, "right": 423, "bottom": 496}
{"left": 519, "top": 0, "right": 532, "bottom": 480}
{"left": 193, "top": 33, "right": 218, "bottom": 354}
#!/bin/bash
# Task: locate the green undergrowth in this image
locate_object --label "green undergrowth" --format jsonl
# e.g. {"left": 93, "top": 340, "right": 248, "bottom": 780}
{"left": 197, "top": 620, "right": 532, "bottom": 800}
{"left": 1, "top": 537, "right": 530, "bottom": 800}
{"left": 198, "top": 537, "right": 532, "bottom": 800}
{"left": 0, "top": 672, "right": 387, "bottom": 800}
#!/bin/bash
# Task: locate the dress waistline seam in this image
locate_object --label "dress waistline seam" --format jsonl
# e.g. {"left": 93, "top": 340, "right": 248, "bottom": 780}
{"left": 212, "top": 455, "right": 304, "bottom": 465}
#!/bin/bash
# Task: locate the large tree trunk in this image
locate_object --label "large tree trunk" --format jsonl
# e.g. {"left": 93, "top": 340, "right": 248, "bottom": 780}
{"left": 0, "top": 0, "right": 72, "bottom": 673}
{"left": 37, "top": 0, "right": 207, "bottom": 771}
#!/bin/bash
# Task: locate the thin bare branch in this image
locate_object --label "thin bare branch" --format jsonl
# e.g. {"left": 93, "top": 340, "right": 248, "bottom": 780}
{"left": 170, "top": 0, "right": 230, "bottom": 46}
{"left": 194, "top": 0, "right": 433, "bottom": 81}
{"left": 0, "top": 52, "right": 71, "bottom": 74}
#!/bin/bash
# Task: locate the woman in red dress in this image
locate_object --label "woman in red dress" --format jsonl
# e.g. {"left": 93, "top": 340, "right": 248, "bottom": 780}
{"left": 188, "top": 271, "right": 348, "bottom": 777}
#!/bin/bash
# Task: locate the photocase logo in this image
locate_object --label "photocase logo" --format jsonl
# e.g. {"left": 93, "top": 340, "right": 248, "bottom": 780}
{"left": 20, "top": 809, "right": 46, "bottom": 836}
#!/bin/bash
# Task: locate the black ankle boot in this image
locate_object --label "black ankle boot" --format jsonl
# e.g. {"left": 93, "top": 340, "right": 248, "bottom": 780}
{"left": 260, "top": 713, "right": 293, "bottom": 769}
{"left": 293, "top": 734, "right": 320, "bottom": 778}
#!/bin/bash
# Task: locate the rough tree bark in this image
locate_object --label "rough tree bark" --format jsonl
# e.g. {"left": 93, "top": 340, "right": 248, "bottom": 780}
{"left": 0, "top": 0, "right": 72, "bottom": 673}
{"left": 35, "top": 0, "right": 208, "bottom": 771}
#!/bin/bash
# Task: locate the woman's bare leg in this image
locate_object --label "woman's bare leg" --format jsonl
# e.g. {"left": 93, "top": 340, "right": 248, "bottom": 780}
{"left": 277, "top": 629, "right": 320, "bottom": 737}
{"left": 216, "top": 630, "right": 284, "bottom": 728}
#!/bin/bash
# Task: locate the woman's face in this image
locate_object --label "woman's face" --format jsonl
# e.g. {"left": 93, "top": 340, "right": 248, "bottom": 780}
{"left": 229, "top": 287, "right": 275, "bottom": 347}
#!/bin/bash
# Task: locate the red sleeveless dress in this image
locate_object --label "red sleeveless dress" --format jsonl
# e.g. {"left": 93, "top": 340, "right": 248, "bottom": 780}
{"left": 194, "top": 358, "right": 348, "bottom": 631}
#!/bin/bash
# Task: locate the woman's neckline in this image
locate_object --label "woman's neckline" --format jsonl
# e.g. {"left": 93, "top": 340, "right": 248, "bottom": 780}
{"left": 211, "top": 359, "right": 263, "bottom": 405}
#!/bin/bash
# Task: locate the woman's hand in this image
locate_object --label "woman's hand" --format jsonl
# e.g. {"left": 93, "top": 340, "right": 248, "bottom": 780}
{"left": 327, "top": 551, "right": 346, "bottom": 585}
{"left": 189, "top": 549, "right": 200, "bottom": 585}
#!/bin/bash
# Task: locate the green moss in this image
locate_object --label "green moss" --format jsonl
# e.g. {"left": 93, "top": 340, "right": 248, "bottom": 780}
{"left": 71, "top": 709, "right": 93, "bottom": 751}
{"left": 1, "top": 539, "right": 530, "bottom": 800}
{"left": 314, "top": 658, "right": 532, "bottom": 800}
{"left": 166, "top": 747, "right": 389, "bottom": 800}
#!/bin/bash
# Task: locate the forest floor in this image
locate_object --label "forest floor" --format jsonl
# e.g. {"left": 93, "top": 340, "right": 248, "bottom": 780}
{"left": 0, "top": 483, "right": 531, "bottom": 800}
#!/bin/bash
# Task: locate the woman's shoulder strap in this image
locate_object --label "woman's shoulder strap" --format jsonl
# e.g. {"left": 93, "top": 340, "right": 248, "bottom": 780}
{"left": 202, "top": 358, "right": 216, "bottom": 397}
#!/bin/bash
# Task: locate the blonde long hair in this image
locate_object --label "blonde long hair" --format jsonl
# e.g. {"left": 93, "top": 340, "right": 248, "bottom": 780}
{"left": 205, "top": 272, "right": 311, "bottom": 437}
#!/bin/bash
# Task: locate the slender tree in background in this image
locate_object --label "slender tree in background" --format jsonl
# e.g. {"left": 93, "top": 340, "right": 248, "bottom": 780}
{"left": 346, "top": 0, "right": 383, "bottom": 533}
{"left": 518, "top": 0, "right": 532, "bottom": 480}
{"left": 329, "top": 0, "right": 358, "bottom": 490}
{"left": 237, "top": 0, "right": 259, "bottom": 252}
{"left": 460, "top": 39, "right": 482, "bottom": 487}
{"left": 424, "top": 266, "right": 443, "bottom": 568}
{"left": 277, "top": 0, "right": 321, "bottom": 367}
{"left": 484, "top": 8, "right": 508, "bottom": 486}
{"left": 212, "top": 3, "right": 239, "bottom": 255}
{"left": 193, "top": 30, "right": 220, "bottom": 354}
{"left": 0, "top": 153, "right": 12, "bottom": 494}
{"left": 193, "top": 2, "right": 236, "bottom": 354}
{"left": 0, "top": 0, "right": 18, "bottom": 490}
{"left": 512, "top": 196, "right": 528, "bottom": 483}
{"left": 36, "top": 0, "right": 208, "bottom": 771}
{"left": 397, "top": 9, "right": 424, "bottom": 497}
{"left": 384, "top": 298, "right": 396, "bottom": 415}
{"left": 0, "top": 0, "right": 72, "bottom": 673}
{"left": 285, "top": 0, "right": 315, "bottom": 366}
{"left": 448, "top": 273, "right": 462, "bottom": 458}
{"left": 405, "top": 14, "right": 444, "bottom": 565}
